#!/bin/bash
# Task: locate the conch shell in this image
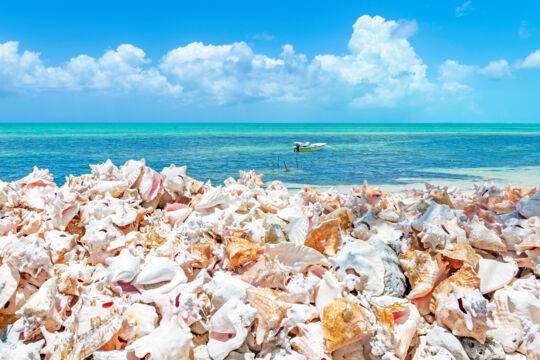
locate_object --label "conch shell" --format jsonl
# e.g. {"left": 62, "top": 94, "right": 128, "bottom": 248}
{"left": 126, "top": 316, "right": 193, "bottom": 360}
{"left": 246, "top": 287, "right": 290, "bottom": 345}
{"left": 431, "top": 266, "right": 490, "bottom": 343}
{"left": 322, "top": 298, "right": 371, "bottom": 352}
{"left": 225, "top": 236, "right": 262, "bottom": 267}
{"left": 399, "top": 250, "right": 446, "bottom": 299}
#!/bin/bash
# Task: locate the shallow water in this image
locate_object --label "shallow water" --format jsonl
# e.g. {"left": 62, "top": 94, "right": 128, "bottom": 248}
{"left": 1, "top": 123, "right": 539, "bottom": 187}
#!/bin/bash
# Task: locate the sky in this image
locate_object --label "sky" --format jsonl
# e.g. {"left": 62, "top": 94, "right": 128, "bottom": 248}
{"left": 1, "top": 0, "right": 540, "bottom": 123}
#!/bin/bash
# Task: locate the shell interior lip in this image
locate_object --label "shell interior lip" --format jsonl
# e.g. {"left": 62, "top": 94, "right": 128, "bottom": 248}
{"left": 0, "top": 160, "right": 539, "bottom": 359}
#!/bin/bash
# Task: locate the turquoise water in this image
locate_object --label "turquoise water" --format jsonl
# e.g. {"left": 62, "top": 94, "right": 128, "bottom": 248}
{"left": 0, "top": 123, "right": 539, "bottom": 187}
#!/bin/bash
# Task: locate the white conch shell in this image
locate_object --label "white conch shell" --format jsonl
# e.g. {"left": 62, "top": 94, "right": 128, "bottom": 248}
{"left": 516, "top": 190, "right": 540, "bottom": 218}
{"left": 207, "top": 298, "right": 257, "bottom": 360}
{"left": 44, "top": 230, "right": 76, "bottom": 262}
{"left": 0, "top": 339, "right": 44, "bottom": 360}
{"left": 110, "top": 202, "right": 139, "bottom": 227}
{"left": 315, "top": 271, "right": 343, "bottom": 316}
{"left": 203, "top": 271, "right": 252, "bottom": 309}
{"left": 412, "top": 201, "right": 460, "bottom": 229}
{"left": 134, "top": 256, "right": 186, "bottom": 285}
{"left": 284, "top": 215, "right": 309, "bottom": 245}
{"left": 4, "top": 233, "right": 52, "bottom": 276}
{"left": 464, "top": 218, "right": 506, "bottom": 252}
{"left": 477, "top": 258, "right": 518, "bottom": 294}
{"left": 330, "top": 240, "right": 385, "bottom": 295}
{"left": 124, "top": 303, "right": 158, "bottom": 338}
{"left": 126, "top": 316, "right": 193, "bottom": 360}
{"left": 91, "top": 180, "right": 129, "bottom": 198}
{"left": 0, "top": 263, "right": 19, "bottom": 308}
{"left": 290, "top": 322, "right": 330, "bottom": 360}
{"left": 16, "top": 278, "right": 60, "bottom": 332}
{"left": 372, "top": 296, "right": 420, "bottom": 360}
{"left": 105, "top": 249, "right": 140, "bottom": 283}
{"left": 90, "top": 159, "right": 120, "bottom": 180}
{"left": 138, "top": 167, "right": 162, "bottom": 202}
{"left": 264, "top": 242, "right": 331, "bottom": 271}
{"left": 120, "top": 159, "right": 145, "bottom": 187}
{"left": 161, "top": 164, "right": 187, "bottom": 194}
{"left": 195, "top": 186, "right": 230, "bottom": 210}
{"left": 424, "top": 326, "right": 470, "bottom": 360}
{"left": 81, "top": 217, "right": 124, "bottom": 256}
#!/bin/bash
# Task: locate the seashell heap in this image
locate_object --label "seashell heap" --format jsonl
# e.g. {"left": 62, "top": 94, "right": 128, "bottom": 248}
{"left": 1, "top": 160, "right": 539, "bottom": 360}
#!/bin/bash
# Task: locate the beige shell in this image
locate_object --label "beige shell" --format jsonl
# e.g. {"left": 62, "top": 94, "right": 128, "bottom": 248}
{"left": 0, "top": 263, "right": 19, "bottom": 309}
{"left": 399, "top": 250, "right": 446, "bottom": 299}
{"left": 291, "top": 322, "right": 330, "bottom": 360}
{"left": 431, "top": 266, "right": 490, "bottom": 343}
{"left": 240, "top": 254, "right": 288, "bottom": 289}
{"left": 304, "top": 218, "right": 342, "bottom": 256}
{"left": 322, "top": 297, "right": 371, "bottom": 352}
{"left": 439, "top": 240, "right": 479, "bottom": 269}
{"left": 225, "top": 236, "right": 263, "bottom": 268}
{"left": 246, "top": 287, "right": 290, "bottom": 345}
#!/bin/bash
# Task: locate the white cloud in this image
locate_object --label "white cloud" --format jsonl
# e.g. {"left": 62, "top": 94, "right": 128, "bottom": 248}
{"left": 0, "top": 15, "right": 433, "bottom": 107}
{"left": 0, "top": 15, "right": 535, "bottom": 107}
{"left": 519, "top": 20, "right": 531, "bottom": 39}
{"left": 314, "top": 16, "right": 431, "bottom": 107}
{"left": 0, "top": 41, "right": 181, "bottom": 95}
{"left": 456, "top": 1, "right": 473, "bottom": 17}
{"left": 478, "top": 59, "right": 512, "bottom": 79}
{"left": 252, "top": 32, "right": 275, "bottom": 41}
{"left": 159, "top": 42, "right": 308, "bottom": 104}
{"left": 438, "top": 59, "right": 475, "bottom": 91}
{"left": 521, "top": 49, "right": 540, "bottom": 68}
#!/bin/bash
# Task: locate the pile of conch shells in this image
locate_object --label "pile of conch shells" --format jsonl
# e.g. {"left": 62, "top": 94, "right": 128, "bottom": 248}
{"left": 1, "top": 159, "right": 539, "bottom": 360}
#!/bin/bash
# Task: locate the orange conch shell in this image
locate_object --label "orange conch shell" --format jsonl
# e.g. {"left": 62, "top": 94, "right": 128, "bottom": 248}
{"left": 246, "top": 287, "right": 290, "bottom": 345}
{"left": 304, "top": 218, "right": 342, "bottom": 256}
{"left": 439, "top": 240, "right": 479, "bottom": 269}
{"left": 322, "top": 298, "right": 371, "bottom": 352}
{"left": 225, "top": 236, "right": 262, "bottom": 267}
{"left": 400, "top": 250, "right": 447, "bottom": 300}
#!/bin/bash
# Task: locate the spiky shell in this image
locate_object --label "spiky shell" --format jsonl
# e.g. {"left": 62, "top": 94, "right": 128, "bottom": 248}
{"left": 246, "top": 287, "right": 290, "bottom": 344}
{"left": 439, "top": 240, "right": 479, "bottom": 269}
{"left": 322, "top": 298, "right": 371, "bottom": 352}
{"left": 225, "top": 236, "right": 262, "bottom": 267}
{"left": 264, "top": 242, "right": 331, "bottom": 271}
{"left": 399, "top": 250, "right": 446, "bottom": 299}
{"left": 305, "top": 218, "right": 342, "bottom": 256}
{"left": 431, "top": 266, "right": 490, "bottom": 343}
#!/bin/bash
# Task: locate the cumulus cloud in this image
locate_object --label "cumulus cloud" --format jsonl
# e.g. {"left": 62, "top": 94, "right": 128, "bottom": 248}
{"left": 521, "top": 49, "right": 540, "bottom": 68}
{"left": 0, "top": 15, "right": 433, "bottom": 107}
{"left": 438, "top": 59, "right": 476, "bottom": 91}
{"left": 478, "top": 59, "right": 512, "bottom": 79}
{"left": 0, "top": 15, "right": 535, "bottom": 107}
{"left": 0, "top": 42, "right": 181, "bottom": 95}
{"left": 456, "top": 1, "right": 473, "bottom": 17}
{"left": 314, "top": 16, "right": 431, "bottom": 107}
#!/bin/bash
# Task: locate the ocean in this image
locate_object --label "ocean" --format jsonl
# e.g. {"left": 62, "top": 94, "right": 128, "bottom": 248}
{"left": 1, "top": 123, "right": 539, "bottom": 190}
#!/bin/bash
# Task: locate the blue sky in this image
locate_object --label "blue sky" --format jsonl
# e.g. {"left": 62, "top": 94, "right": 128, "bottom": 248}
{"left": 1, "top": 0, "right": 540, "bottom": 122}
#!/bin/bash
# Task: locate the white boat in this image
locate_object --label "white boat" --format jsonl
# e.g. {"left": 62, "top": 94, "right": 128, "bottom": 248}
{"left": 293, "top": 142, "right": 327, "bottom": 152}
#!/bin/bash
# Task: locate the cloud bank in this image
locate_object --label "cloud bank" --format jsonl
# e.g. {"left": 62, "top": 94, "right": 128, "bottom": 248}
{"left": 1, "top": 15, "right": 539, "bottom": 107}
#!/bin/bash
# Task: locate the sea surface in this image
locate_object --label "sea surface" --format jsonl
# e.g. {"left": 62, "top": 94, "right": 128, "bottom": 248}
{"left": 1, "top": 123, "right": 539, "bottom": 190}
